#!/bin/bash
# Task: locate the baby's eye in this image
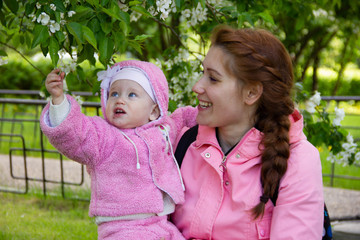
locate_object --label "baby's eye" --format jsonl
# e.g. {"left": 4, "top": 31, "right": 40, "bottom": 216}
{"left": 128, "top": 92, "right": 137, "bottom": 98}
{"left": 110, "top": 92, "right": 118, "bottom": 97}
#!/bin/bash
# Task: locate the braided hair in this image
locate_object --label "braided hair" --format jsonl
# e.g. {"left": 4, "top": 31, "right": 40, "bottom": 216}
{"left": 211, "top": 26, "right": 295, "bottom": 219}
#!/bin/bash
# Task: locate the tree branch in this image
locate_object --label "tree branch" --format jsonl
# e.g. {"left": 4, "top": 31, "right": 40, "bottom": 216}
{"left": 151, "top": 17, "right": 202, "bottom": 62}
{"left": 0, "top": 41, "right": 46, "bottom": 77}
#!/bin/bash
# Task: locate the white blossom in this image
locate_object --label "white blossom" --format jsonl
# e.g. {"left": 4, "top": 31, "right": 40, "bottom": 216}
{"left": 181, "top": 9, "right": 191, "bottom": 18}
{"left": 68, "top": 11, "right": 76, "bottom": 17}
{"left": 74, "top": 95, "right": 84, "bottom": 105}
{"left": 180, "top": 3, "right": 208, "bottom": 27}
{"left": 130, "top": 11, "right": 142, "bottom": 22}
{"left": 50, "top": 4, "right": 56, "bottom": 11}
{"left": 36, "top": 2, "right": 42, "bottom": 9}
{"left": 326, "top": 152, "right": 337, "bottom": 163}
{"left": 333, "top": 107, "right": 345, "bottom": 126}
{"left": 355, "top": 152, "right": 360, "bottom": 162}
{"left": 305, "top": 101, "right": 317, "bottom": 114}
{"left": 148, "top": 6, "right": 156, "bottom": 16}
{"left": 28, "top": 14, "right": 37, "bottom": 22}
{"left": 156, "top": 0, "right": 172, "bottom": 20}
{"left": 39, "top": 91, "right": 46, "bottom": 98}
{"left": 305, "top": 91, "right": 321, "bottom": 113}
{"left": 310, "top": 91, "right": 321, "bottom": 105}
{"left": 313, "top": 8, "right": 328, "bottom": 18}
{"left": 49, "top": 20, "right": 60, "bottom": 33}
{"left": 37, "top": 12, "right": 50, "bottom": 26}
{"left": 118, "top": 2, "right": 129, "bottom": 12}
{"left": 60, "top": 12, "right": 65, "bottom": 19}
{"left": 0, "top": 56, "right": 8, "bottom": 66}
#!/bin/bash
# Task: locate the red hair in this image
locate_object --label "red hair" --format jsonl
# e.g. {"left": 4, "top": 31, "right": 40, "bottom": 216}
{"left": 211, "top": 26, "right": 295, "bottom": 219}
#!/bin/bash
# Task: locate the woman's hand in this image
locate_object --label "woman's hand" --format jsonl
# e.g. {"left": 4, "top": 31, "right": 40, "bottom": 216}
{"left": 45, "top": 69, "right": 65, "bottom": 105}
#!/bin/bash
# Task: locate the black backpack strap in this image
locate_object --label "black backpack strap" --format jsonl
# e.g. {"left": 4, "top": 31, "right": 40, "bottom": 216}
{"left": 174, "top": 125, "right": 199, "bottom": 167}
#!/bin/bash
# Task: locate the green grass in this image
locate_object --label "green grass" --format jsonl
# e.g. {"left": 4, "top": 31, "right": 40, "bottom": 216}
{"left": 321, "top": 151, "right": 360, "bottom": 190}
{"left": 0, "top": 192, "right": 97, "bottom": 240}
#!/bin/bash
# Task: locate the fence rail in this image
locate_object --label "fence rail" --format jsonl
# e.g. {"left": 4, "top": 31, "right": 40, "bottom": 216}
{"left": 0, "top": 89, "right": 359, "bottom": 199}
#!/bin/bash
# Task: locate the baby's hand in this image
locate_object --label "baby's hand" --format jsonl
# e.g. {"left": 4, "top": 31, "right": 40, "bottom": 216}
{"left": 46, "top": 69, "right": 65, "bottom": 105}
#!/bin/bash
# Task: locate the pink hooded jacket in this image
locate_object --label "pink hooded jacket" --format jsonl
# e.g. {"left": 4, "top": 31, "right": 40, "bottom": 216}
{"left": 172, "top": 110, "right": 324, "bottom": 240}
{"left": 40, "top": 60, "right": 197, "bottom": 217}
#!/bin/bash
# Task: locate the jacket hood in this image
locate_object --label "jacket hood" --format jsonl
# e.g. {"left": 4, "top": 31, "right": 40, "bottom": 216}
{"left": 99, "top": 60, "right": 169, "bottom": 125}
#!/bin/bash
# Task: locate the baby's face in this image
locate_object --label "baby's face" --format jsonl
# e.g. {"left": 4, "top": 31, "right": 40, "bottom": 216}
{"left": 105, "top": 79, "right": 159, "bottom": 129}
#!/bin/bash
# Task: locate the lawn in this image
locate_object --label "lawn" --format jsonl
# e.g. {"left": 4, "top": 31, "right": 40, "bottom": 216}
{"left": 0, "top": 192, "right": 97, "bottom": 240}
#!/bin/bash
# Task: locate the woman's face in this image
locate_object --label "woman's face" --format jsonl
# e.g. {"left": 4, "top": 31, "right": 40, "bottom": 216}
{"left": 192, "top": 46, "right": 251, "bottom": 129}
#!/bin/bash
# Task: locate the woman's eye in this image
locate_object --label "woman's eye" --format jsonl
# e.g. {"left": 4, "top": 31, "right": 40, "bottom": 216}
{"left": 128, "top": 92, "right": 137, "bottom": 98}
{"left": 110, "top": 92, "right": 118, "bottom": 97}
{"left": 209, "top": 76, "right": 218, "bottom": 82}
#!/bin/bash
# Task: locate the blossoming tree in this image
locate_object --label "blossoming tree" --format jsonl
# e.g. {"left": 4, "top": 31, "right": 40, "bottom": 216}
{"left": 0, "top": 0, "right": 359, "bottom": 165}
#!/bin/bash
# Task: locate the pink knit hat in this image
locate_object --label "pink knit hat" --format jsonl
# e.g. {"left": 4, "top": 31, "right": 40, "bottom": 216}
{"left": 97, "top": 65, "right": 156, "bottom": 103}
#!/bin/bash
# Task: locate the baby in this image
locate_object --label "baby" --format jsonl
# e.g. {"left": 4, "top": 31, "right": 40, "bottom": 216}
{"left": 40, "top": 60, "right": 197, "bottom": 239}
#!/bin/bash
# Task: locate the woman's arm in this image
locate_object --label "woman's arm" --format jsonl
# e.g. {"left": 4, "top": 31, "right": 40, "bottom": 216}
{"left": 270, "top": 141, "right": 324, "bottom": 240}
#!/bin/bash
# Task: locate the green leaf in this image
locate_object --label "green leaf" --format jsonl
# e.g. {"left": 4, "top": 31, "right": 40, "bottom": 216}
{"left": 4, "top": 0, "right": 19, "bottom": 14}
{"left": 98, "top": 13, "right": 112, "bottom": 35}
{"left": 77, "top": 43, "right": 96, "bottom": 65}
{"left": 53, "top": 0, "right": 66, "bottom": 12}
{"left": 31, "top": 25, "right": 49, "bottom": 49}
{"left": 88, "top": 17, "right": 101, "bottom": 33}
{"left": 40, "top": 43, "right": 48, "bottom": 57}
{"left": 55, "top": 31, "right": 66, "bottom": 43}
{"left": 129, "top": 1, "right": 143, "bottom": 7}
{"left": 113, "top": 31, "right": 127, "bottom": 53}
{"left": 76, "top": 65, "right": 85, "bottom": 82}
{"left": 99, "top": 35, "right": 114, "bottom": 65}
{"left": 119, "top": 11, "right": 130, "bottom": 26}
{"left": 85, "top": 0, "right": 99, "bottom": 7}
{"left": 25, "top": 2, "right": 36, "bottom": 15}
{"left": 67, "top": 22, "right": 84, "bottom": 45}
{"left": 0, "top": 50, "right": 7, "bottom": 56}
{"left": 131, "top": 5, "right": 151, "bottom": 18}
{"left": 102, "top": 7, "right": 121, "bottom": 21}
{"left": 175, "top": 0, "right": 182, "bottom": 10}
{"left": 49, "top": 37, "right": 59, "bottom": 66}
{"left": 128, "top": 40, "right": 142, "bottom": 55}
{"left": 134, "top": 34, "right": 152, "bottom": 41}
{"left": 82, "top": 25, "right": 97, "bottom": 50}
{"left": 258, "top": 11, "right": 275, "bottom": 25}
{"left": 0, "top": 10, "right": 5, "bottom": 26}
{"left": 101, "top": 0, "right": 110, "bottom": 7}
{"left": 119, "top": 21, "right": 129, "bottom": 36}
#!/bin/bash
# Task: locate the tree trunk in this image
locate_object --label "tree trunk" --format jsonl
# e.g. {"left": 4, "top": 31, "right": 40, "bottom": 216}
{"left": 312, "top": 55, "right": 319, "bottom": 91}
{"left": 331, "top": 35, "right": 352, "bottom": 95}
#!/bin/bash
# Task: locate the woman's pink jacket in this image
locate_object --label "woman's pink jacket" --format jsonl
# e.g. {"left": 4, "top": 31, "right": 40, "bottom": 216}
{"left": 40, "top": 60, "right": 197, "bottom": 218}
{"left": 172, "top": 110, "right": 324, "bottom": 240}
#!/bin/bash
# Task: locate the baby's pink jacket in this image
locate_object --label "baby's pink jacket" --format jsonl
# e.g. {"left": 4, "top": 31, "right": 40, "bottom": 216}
{"left": 40, "top": 60, "right": 197, "bottom": 218}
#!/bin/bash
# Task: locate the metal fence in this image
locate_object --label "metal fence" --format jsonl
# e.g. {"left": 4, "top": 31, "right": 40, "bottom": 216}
{"left": 0, "top": 90, "right": 101, "bottom": 200}
{"left": 0, "top": 90, "right": 359, "bottom": 199}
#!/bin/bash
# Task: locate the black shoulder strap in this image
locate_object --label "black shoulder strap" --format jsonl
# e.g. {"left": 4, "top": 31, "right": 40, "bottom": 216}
{"left": 174, "top": 125, "right": 199, "bottom": 167}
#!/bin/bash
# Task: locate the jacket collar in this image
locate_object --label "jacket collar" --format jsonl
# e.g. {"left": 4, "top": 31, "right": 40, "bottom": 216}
{"left": 194, "top": 109, "right": 306, "bottom": 162}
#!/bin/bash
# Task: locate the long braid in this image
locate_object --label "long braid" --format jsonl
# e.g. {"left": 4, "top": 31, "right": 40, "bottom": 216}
{"left": 211, "top": 26, "right": 295, "bottom": 219}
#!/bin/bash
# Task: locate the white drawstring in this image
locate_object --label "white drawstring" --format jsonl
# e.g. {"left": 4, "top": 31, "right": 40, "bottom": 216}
{"left": 119, "top": 130, "right": 140, "bottom": 169}
{"left": 160, "top": 125, "right": 186, "bottom": 191}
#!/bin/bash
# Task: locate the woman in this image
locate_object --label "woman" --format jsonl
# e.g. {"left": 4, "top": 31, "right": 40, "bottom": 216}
{"left": 172, "top": 26, "right": 324, "bottom": 239}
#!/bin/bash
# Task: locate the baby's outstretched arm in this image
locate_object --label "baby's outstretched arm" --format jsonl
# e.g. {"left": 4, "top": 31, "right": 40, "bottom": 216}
{"left": 46, "top": 69, "right": 66, "bottom": 105}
